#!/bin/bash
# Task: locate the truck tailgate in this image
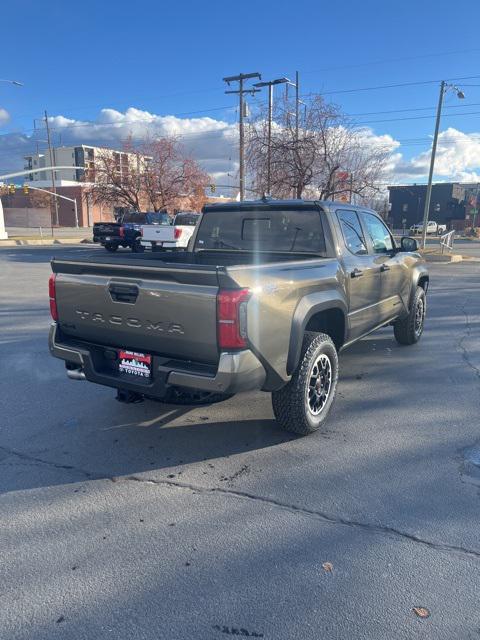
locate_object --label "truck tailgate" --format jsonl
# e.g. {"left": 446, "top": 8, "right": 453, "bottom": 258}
{"left": 93, "top": 222, "right": 122, "bottom": 238}
{"left": 142, "top": 225, "right": 175, "bottom": 242}
{"left": 52, "top": 260, "right": 222, "bottom": 365}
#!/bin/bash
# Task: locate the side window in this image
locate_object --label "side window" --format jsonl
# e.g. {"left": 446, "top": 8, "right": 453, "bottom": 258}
{"left": 362, "top": 213, "right": 393, "bottom": 254}
{"left": 337, "top": 210, "right": 368, "bottom": 255}
{"left": 123, "top": 213, "right": 134, "bottom": 223}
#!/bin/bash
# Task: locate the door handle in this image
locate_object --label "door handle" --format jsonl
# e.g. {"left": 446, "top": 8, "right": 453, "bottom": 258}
{"left": 380, "top": 264, "right": 391, "bottom": 272}
{"left": 351, "top": 268, "right": 363, "bottom": 278}
{"left": 108, "top": 282, "right": 139, "bottom": 303}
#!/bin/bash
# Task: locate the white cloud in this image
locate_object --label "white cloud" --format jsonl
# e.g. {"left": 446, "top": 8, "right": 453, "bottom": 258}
{"left": 1, "top": 106, "right": 480, "bottom": 190}
{"left": 0, "top": 108, "right": 10, "bottom": 126}
{"left": 0, "top": 107, "right": 241, "bottom": 186}
{"left": 390, "top": 127, "right": 480, "bottom": 183}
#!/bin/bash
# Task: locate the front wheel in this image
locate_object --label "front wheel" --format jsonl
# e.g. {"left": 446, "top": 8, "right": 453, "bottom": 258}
{"left": 393, "top": 286, "right": 426, "bottom": 345}
{"left": 272, "top": 332, "right": 338, "bottom": 436}
{"left": 105, "top": 243, "right": 118, "bottom": 252}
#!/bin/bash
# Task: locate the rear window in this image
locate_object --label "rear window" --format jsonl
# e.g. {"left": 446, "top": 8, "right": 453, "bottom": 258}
{"left": 195, "top": 207, "right": 326, "bottom": 254}
{"left": 145, "top": 212, "right": 171, "bottom": 225}
{"left": 175, "top": 213, "right": 199, "bottom": 226}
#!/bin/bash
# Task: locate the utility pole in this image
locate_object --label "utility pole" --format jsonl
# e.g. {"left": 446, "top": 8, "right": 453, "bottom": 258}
{"left": 295, "top": 70, "right": 299, "bottom": 149}
{"left": 223, "top": 72, "right": 261, "bottom": 201}
{"left": 286, "top": 72, "right": 301, "bottom": 198}
{"left": 44, "top": 110, "right": 59, "bottom": 228}
{"left": 421, "top": 81, "right": 464, "bottom": 249}
{"left": 267, "top": 83, "right": 273, "bottom": 194}
{"left": 472, "top": 182, "right": 479, "bottom": 232}
{"left": 254, "top": 77, "right": 290, "bottom": 195}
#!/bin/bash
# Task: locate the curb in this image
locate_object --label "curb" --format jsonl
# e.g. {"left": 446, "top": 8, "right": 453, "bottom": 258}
{"left": 423, "top": 253, "right": 464, "bottom": 263}
{"left": 0, "top": 238, "right": 93, "bottom": 247}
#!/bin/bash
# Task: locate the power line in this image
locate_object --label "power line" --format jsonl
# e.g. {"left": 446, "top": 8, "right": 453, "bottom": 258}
{"left": 322, "top": 74, "right": 480, "bottom": 95}
{"left": 302, "top": 47, "right": 480, "bottom": 75}
{"left": 354, "top": 109, "right": 480, "bottom": 125}
{"left": 347, "top": 101, "right": 480, "bottom": 117}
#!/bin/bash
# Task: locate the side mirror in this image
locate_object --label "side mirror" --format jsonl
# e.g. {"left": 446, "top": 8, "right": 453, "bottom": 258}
{"left": 400, "top": 236, "right": 418, "bottom": 252}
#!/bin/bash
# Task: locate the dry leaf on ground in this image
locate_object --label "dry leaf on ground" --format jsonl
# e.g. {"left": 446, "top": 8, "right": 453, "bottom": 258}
{"left": 413, "top": 607, "right": 430, "bottom": 619}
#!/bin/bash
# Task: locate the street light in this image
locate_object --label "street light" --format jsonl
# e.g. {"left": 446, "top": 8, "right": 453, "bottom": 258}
{"left": 0, "top": 79, "right": 23, "bottom": 86}
{"left": 420, "top": 81, "right": 464, "bottom": 249}
{"left": 254, "top": 77, "right": 290, "bottom": 194}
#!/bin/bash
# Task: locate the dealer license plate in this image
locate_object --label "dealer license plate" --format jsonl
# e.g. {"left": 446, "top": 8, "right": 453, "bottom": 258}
{"left": 118, "top": 350, "right": 152, "bottom": 378}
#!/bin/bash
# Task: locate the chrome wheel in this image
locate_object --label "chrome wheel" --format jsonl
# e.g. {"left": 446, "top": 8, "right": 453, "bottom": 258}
{"left": 306, "top": 354, "right": 332, "bottom": 416}
{"left": 414, "top": 296, "right": 425, "bottom": 337}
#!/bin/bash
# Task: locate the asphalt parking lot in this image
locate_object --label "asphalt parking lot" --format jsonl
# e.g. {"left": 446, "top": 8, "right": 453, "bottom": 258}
{"left": 1, "top": 245, "right": 480, "bottom": 640}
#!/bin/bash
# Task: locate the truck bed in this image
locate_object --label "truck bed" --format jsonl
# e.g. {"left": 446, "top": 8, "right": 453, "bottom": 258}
{"left": 57, "top": 249, "right": 319, "bottom": 268}
{"left": 51, "top": 249, "right": 331, "bottom": 367}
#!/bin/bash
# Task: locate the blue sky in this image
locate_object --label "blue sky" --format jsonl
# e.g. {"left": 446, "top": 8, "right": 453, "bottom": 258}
{"left": 2, "top": 0, "right": 480, "bottom": 184}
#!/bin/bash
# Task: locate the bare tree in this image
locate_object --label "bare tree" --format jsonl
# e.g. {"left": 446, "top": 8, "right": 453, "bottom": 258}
{"left": 140, "top": 137, "right": 210, "bottom": 212}
{"left": 87, "top": 136, "right": 210, "bottom": 213}
{"left": 86, "top": 140, "right": 148, "bottom": 212}
{"left": 28, "top": 189, "right": 51, "bottom": 209}
{"left": 247, "top": 94, "right": 391, "bottom": 202}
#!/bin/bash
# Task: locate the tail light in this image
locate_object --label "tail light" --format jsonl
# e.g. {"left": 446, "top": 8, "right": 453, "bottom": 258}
{"left": 49, "top": 273, "right": 58, "bottom": 321}
{"left": 174, "top": 227, "right": 183, "bottom": 240}
{"left": 217, "top": 289, "right": 250, "bottom": 349}
{"left": 119, "top": 226, "right": 125, "bottom": 238}
{"left": 140, "top": 227, "right": 144, "bottom": 237}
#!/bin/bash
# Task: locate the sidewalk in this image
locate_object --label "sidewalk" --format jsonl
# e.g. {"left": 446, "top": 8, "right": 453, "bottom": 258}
{"left": 1, "top": 226, "right": 93, "bottom": 246}
{"left": 6, "top": 226, "right": 91, "bottom": 238}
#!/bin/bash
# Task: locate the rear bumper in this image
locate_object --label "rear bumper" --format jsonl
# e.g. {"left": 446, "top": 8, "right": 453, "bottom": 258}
{"left": 94, "top": 236, "right": 121, "bottom": 245}
{"left": 49, "top": 323, "right": 265, "bottom": 396}
{"left": 140, "top": 241, "right": 184, "bottom": 249}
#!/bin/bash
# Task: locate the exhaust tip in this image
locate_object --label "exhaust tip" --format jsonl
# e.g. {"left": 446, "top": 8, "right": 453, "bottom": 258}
{"left": 66, "top": 367, "right": 86, "bottom": 381}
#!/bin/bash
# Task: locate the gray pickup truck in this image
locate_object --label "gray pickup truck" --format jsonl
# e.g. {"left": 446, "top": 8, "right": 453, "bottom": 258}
{"left": 49, "top": 199, "right": 428, "bottom": 435}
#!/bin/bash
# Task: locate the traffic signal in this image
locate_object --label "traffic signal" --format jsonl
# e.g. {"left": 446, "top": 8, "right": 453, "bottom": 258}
{"left": 210, "top": 184, "right": 216, "bottom": 193}
{"left": 23, "top": 184, "right": 29, "bottom": 195}
{"left": 8, "top": 184, "right": 16, "bottom": 194}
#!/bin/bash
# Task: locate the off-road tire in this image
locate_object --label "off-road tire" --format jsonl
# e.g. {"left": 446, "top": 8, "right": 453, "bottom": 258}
{"left": 272, "top": 332, "right": 339, "bottom": 436}
{"left": 393, "top": 286, "right": 426, "bottom": 345}
{"left": 105, "top": 243, "right": 118, "bottom": 252}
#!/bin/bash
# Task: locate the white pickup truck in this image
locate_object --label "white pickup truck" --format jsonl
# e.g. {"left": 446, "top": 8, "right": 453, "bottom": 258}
{"left": 410, "top": 220, "right": 447, "bottom": 235}
{"left": 140, "top": 212, "right": 200, "bottom": 251}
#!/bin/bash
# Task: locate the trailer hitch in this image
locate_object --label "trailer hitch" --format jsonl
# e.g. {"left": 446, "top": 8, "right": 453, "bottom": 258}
{"left": 115, "top": 389, "right": 144, "bottom": 404}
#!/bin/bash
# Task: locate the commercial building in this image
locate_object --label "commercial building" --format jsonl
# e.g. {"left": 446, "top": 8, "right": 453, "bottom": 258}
{"left": 388, "top": 183, "right": 479, "bottom": 231}
{"left": 24, "top": 145, "right": 145, "bottom": 185}
{"left": 7, "top": 145, "right": 153, "bottom": 227}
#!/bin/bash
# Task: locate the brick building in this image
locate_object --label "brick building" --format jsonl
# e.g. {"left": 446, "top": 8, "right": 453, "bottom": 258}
{"left": 2, "top": 185, "right": 117, "bottom": 228}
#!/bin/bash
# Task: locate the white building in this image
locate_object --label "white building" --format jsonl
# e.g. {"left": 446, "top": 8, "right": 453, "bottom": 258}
{"left": 24, "top": 145, "right": 147, "bottom": 186}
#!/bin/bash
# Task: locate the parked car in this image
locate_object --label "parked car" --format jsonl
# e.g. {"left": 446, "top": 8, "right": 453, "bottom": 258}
{"left": 49, "top": 199, "right": 428, "bottom": 436}
{"left": 93, "top": 211, "right": 170, "bottom": 252}
{"left": 141, "top": 212, "right": 200, "bottom": 251}
{"left": 410, "top": 220, "right": 447, "bottom": 235}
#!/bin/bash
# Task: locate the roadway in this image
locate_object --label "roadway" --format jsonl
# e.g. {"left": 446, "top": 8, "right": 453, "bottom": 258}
{"left": 1, "top": 245, "right": 480, "bottom": 640}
